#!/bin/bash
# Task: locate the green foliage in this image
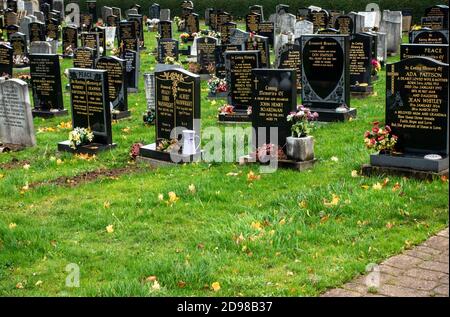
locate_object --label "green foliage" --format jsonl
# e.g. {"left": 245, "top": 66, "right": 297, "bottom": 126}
{"left": 79, "top": 0, "right": 444, "bottom": 22}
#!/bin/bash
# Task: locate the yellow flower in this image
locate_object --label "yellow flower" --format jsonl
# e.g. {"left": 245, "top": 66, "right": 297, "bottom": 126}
{"left": 106, "top": 224, "right": 114, "bottom": 233}
{"left": 211, "top": 282, "right": 221, "bottom": 292}
{"left": 251, "top": 221, "right": 262, "bottom": 230}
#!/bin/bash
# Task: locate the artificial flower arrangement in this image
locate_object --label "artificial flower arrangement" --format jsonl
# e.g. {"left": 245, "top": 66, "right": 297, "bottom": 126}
{"left": 143, "top": 110, "right": 156, "bottom": 125}
{"left": 188, "top": 62, "right": 201, "bottom": 74}
{"left": 64, "top": 45, "right": 74, "bottom": 56}
{"left": 411, "top": 24, "right": 423, "bottom": 31}
{"left": 129, "top": 143, "right": 144, "bottom": 160}
{"left": 180, "top": 33, "right": 190, "bottom": 43}
{"left": 69, "top": 127, "right": 94, "bottom": 149}
{"left": 218, "top": 104, "right": 235, "bottom": 115}
{"left": 164, "top": 56, "right": 182, "bottom": 66}
{"left": 13, "top": 55, "right": 29, "bottom": 66}
{"left": 364, "top": 121, "right": 398, "bottom": 153}
{"left": 156, "top": 138, "right": 181, "bottom": 153}
{"left": 207, "top": 75, "right": 228, "bottom": 95}
{"left": 371, "top": 58, "right": 381, "bottom": 76}
{"left": 206, "top": 63, "right": 216, "bottom": 75}
{"left": 287, "top": 105, "right": 319, "bottom": 138}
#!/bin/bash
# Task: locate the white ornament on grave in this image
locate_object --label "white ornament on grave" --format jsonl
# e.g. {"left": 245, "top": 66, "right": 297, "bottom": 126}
{"left": 105, "top": 27, "right": 116, "bottom": 49}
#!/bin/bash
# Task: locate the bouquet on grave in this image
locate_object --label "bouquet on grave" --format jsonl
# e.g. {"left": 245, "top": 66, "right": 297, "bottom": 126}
{"left": 252, "top": 143, "right": 288, "bottom": 161}
{"left": 371, "top": 58, "right": 381, "bottom": 75}
{"left": 218, "top": 104, "right": 234, "bottom": 115}
{"left": 286, "top": 105, "right": 319, "bottom": 138}
{"left": 207, "top": 75, "right": 228, "bottom": 95}
{"left": 180, "top": 33, "right": 190, "bottom": 43}
{"left": 364, "top": 121, "right": 398, "bottom": 153}
{"left": 69, "top": 127, "right": 94, "bottom": 149}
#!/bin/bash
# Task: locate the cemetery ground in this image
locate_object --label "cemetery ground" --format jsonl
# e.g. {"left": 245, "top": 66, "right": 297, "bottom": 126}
{"left": 0, "top": 29, "right": 448, "bottom": 297}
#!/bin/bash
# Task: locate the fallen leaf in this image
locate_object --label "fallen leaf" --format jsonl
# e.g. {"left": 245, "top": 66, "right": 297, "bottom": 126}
{"left": 9, "top": 223, "right": 17, "bottom": 230}
{"left": 168, "top": 191, "right": 179, "bottom": 204}
{"left": 247, "top": 171, "right": 261, "bottom": 182}
{"left": 382, "top": 178, "right": 390, "bottom": 187}
{"left": 103, "top": 201, "right": 111, "bottom": 209}
{"left": 320, "top": 215, "right": 330, "bottom": 224}
{"left": 286, "top": 271, "right": 294, "bottom": 276}
{"left": 441, "top": 175, "right": 448, "bottom": 183}
{"left": 188, "top": 184, "right": 196, "bottom": 193}
{"left": 23, "top": 164, "right": 31, "bottom": 170}
{"left": 279, "top": 218, "right": 286, "bottom": 225}
{"left": 177, "top": 281, "right": 187, "bottom": 288}
{"left": 330, "top": 156, "right": 339, "bottom": 162}
{"left": 152, "top": 280, "right": 161, "bottom": 290}
{"left": 251, "top": 221, "right": 262, "bottom": 231}
{"left": 234, "top": 233, "right": 245, "bottom": 244}
{"left": 226, "top": 172, "right": 240, "bottom": 177}
{"left": 361, "top": 185, "right": 369, "bottom": 190}
{"left": 56, "top": 159, "right": 63, "bottom": 165}
{"left": 351, "top": 170, "right": 359, "bottom": 178}
{"left": 372, "top": 182, "right": 383, "bottom": 190}
{"left": 0, "top": 174, "right": 4, "bottom": 179}
{"left": 121, "top": 127, "right": 131, "bottom": 133}
{"left": 16, "top": 282, "right": 24, "bottom": 289}
{"left": 298, "top": 200, "right": 307, "bottom": 208}
{"left": 386, "top": 222, "right": 394, "bottom": 229}
{"left": 211, "top": 282, "right": 221, "bottom": 292}
{"left": 323, "top": 194, "right": 340, "bottom": 207}
{"left": 35, "top": 280, "right": 43, "bottom": 287}
{"left": 106, "top": 224, "right": 114, "bottom": 233}
{"left": 145, "top": 276, "right": 157, "bottom": 283}
{"left": 197, "top": 243, "right": 205, "bottom": 249}
{"left": 158, "top": 193, "right": 164, "bottom": 201}
{"left": 392, "top": 182, "right": 401, "bottom": 192}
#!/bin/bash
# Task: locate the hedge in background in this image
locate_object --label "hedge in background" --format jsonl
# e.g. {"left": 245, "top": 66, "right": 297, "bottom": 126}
{"left": 77, "top": 0, "right": 445, "bottom": 23}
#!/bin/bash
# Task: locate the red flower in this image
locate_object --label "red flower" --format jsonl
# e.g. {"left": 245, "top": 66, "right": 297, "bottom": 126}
{"left": 372, "top": 127, "right": 379, "bottom": 133}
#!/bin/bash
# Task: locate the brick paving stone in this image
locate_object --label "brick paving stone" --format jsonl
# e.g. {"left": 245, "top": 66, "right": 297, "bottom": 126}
{"left": 320, "top": 228, "right": 449, "bottom": 297}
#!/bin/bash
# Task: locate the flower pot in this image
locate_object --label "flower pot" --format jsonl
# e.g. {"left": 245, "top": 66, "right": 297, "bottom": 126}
{"left": 286, "top": 136, "right": 314, "bottom": 161}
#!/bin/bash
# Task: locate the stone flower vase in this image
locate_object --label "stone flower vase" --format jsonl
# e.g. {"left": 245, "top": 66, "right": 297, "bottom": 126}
{"left": 286, "top": 136, "right": 315, "bottom": 162}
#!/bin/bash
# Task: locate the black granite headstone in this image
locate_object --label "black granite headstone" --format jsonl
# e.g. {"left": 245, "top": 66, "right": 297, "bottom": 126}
{"left": 0, "top": 43, "right": 13, "bottom": 77}
{"left": 409, "top": 30, "right": 449, "bottom": 45}
{"left": 309, "top": 10, "right": 330, "bottom": 33}
{"left": 46, "top": 18, "right": 59, "bottom": 40}
{"left": 158, "top": 20, "right": 172, "bottom": 40}
{"left": 400, "top": 43, "right": 448, "bottom": 63}
{"left": 28, "top": 22, "right": 46, "bottom": 42}
{"left": 245, "top": 35, "right": 270, "bottom": 68}
{"left": 80, "top": 32, "right": 99, "bottom": 58}
{"left": 157, "top": 39, "right": 179, "bottom": 63}
{"left": 118, "top": 21, "right": 138, "bottom": 52}
{"left": 122, "top": 49, "right": 139, "bottom": 92}
{"left": 349, "top": 33, "right": 373, "bottom": 90}
{"left": 334, "top": 15, "right": 354, "bottom": 35}
{"left": 86, "top": 0, "right": 98, "bottom": 22}
{"left": 246, "top": 12, "right": 261, "bottom": 33}
{"left": 219, "top": 22, "right": 236, "bottom": 45}
{"left": 277, "top": 42, "right": 302, "bottom": 91}
{"left": 62, "top": 26, "right": 78, "bottom": 56}
{"left": 196, "top": 36, "right": 217, "bottom": 74}
{"left": 73, "top": 47, "right": 95, "bottom": 69}
{"left": 257, "top": 22, "right": 274, "bottom": 47}
{"left": 424, "top": 5, "right": 449, "bottom": 29}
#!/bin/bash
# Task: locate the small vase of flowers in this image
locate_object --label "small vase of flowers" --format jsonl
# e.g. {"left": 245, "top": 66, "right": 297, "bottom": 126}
{"left": 364, "top": 121, "right": 398, "bottom": 155}
{"left": 69, "top": 127, "right": 94, "bottom": 149}
{"left": 286, "top": 105, "right": 319, "bottom": 161}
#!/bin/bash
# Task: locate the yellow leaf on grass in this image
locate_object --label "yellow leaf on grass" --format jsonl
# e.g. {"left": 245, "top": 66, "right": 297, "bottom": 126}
{"left": 330, "top": 156, "right": 339, "bottom": 162}
{"left": 211, "top": 282, "right": 221, "bottom": 292}
{"left": 188, "top": 184, "right": 196, "bottom": 193}
{"left": 392, "top": 182, "right": 401, "bottom": 192}
{"left": 251, "top": 221, "right": 262, "bottom": 230}
{"left": 23, "top": 164, "right": 31, "bottom": 170}
{"left": 16, "top": 282, "right": 24, "bottom": 289}
{"left": 121, "top": 127, "right": 131, "bottom": 133}
{"left": 103, "top": 201, "right": 111, "bottom": 209}
{"left": 372, "top": 182, "right": 383, "bottom": 190}
{"left": 247, "top": 171, "right": 261, "bottom": 182}
{"left": 152, "top": 280, "right": 161, "bottom": 290}
{"left": 279, "top": 218, "right": 286, "bottom": 225}
{"left": 351, "top": 170, "right": 359, "bottom": 178}
{"left": 323, "top": 194, "right": 340, "bottom": 207}
{"left": 158, "top": 193, "right": 164, "bottom": 201}
{"left": 298, "top": 200, "right": 307, "bottom": 208}
{"left": 35, "top": 280, "right": 43, "bottom": 286}
{"left": 168, "top": 191, "right": 179, "bottom": 204}
{"left": 0, "top": 174, "right": 4, "bottom": 179}
{"left": 9, "top": 223, "right": 17, "bottom": 230}
{"left": 361, "top": 185, "right": 369, "bottom": 190}
{"left": 386, "top": 222, "right": 394, "bottom": 229}
{"left": 56, "top": 159, "right": 63, "bottom": 165}
{"left": 106, "top": 224, "right": 114, "bottom": 233}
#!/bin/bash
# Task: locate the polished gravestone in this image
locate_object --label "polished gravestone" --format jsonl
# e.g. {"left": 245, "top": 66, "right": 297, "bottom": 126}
{"left": 245, "top": 35, "right": 270, "bottom": 68}
{"left": 349, "top": 33, "right": 373, "bottom": 97}
{"left": 138, "top": 68, "right": 201, "bottom": 165}
{"left": 10, "top": 32, "right": 28, "bottom": 68}
{"left": 363, "top": 57, "right": 449, "bottom": 177}
{"left": 214, "top": 44, "right": 241, "bottom": 79}
{"left": 230, "top": 29, "right": 250, "bottom": 47}
{"left": 93, "top": 26, "right": 107, "bottom": 57}
{"left": 246, "top": 12, "right": 261, "bottom": 33}
{"left": 196, "top": 36, "right": 218, "bottom": 76}
{"left": 29, "top": 54, "right": 66, "bottom": 118}
{"left": 58, "top": 68, "right": 116, "bottom": 154}
{"left": 73, "top": 47, "right": 95, "bottom": 69}
{"left": 46, "top": 17, "right": 59, "bottom": 41}
{"left": 80, "top": 32, "right": 100, "bottom": 58}
{"left": 118, "top": 21, "right": 138, "bottom": 52}
{"left": 300, "top": 35, "right": 354, "bottom": 121}
{"left": 409, "top": 29, "right": 449, "bottom": 45}
{"left": 400, "top": 43, "right": 448, "bottom": 63}
{"left": 424, "top": 5, "right": 448, "bottom": 29}
{"left": 127, "top": 14, "right": 145, "bottom": 49}
{"left": 257, "top": 22, "right": 274, "bottom": 47}
{"left": 158, "top": 20, "right": 172, "bottom": 40}
{"left": 219, "top": 22, "right": 236, "bottom": 45}
{"left": 277, "top": 42, "right": 302, "bottom": 92}
{"left": 185, "top": 12, "right": 199, "bottom": 38}
{"left": 28, "top": 21, "right": 45, "bottom": 42}
{"left": 0, "top": 78, "right": 36, "bottom": 151}
{"left": 421, "top": 16, "right": 444, "bottom": 30}
{"left": 157, "top": 38, "right": 179, "bottom": 64}
{"left": 220, "top": 51, "right": 260, "bottom": 123}
{"left": 95, "top": 56, "right": 130, "bottom": 120}
{"left": 309, "top": 9, "right": 330, "bottom": 33}
{"left": 62, "top": 25, "right": 78, "bottom": 57}
{"left": 122, "top": 49, "right": 139, "bottom": 93}
{"left": 334, "top": 15, "right": 354, "bottom": 35}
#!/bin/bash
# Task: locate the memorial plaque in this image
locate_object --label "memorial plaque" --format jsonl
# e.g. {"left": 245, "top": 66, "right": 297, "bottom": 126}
{"left": 410, "top": 30, "right": 449, "bottom": 45}
{"left": 80, "top": 32, "right": 99, "bottom": 58}
{"left": 400, "top": 43, "right": 448, "bottom": 63}
{"left": 252, "top": 69, "right": 296, "bottom": 149}
{"left": 424, "top": 5, "right": 449, "bottom": 29}
{"left": 246, "top": 12, "right": 261, "bottom": 33}
{"left": 62, "top": 25, "right": 78, "bottom": 56}
{"left": 118, "top": 21, "right": 138, "bottom": 52}
{"left": 219, "top": 22, "right": 236, "bottom": 45}
{"left": 154, "top": 68, "right": 200, "bottom": 145}
{"left": 73, "top": 47, "right": 95, "bottom": 69}
{"left": 157, "top": 38, "right": 179, "bottom": 63}
{"left": 196, "top": 36, "right": 217, "bottom": 74}
{"left": 122, "top": 49, "right": 139, "bottom": 92}
{"left": 301, "top": 35, "right": 350, "bottom": 109}
{"left": 277, "top": 42, "right": 302, "bottom": 91}
{"left": 0, "top": 43, "right": 13, "bottom": 78}
{"left": 29, "top": 54, "right": 64, "bottom": 112}
{"left": 421, "top": 16, "right": 444, "bottom": 30}
{"left": 95, "top": 56, "right": 128, "bottom": 112}
{"left": 245, "top": 35, "right": 270, "bottom": 68}
{"left": 386, "top": 57, "right": 449, "bottom": 156}
{"left": 258, "top": 22, "right": 274, "bottom": 47}
{"left": 158, "top": 20, "right": 172, "bottom": 40}
{"left": 225, "top": 51, "right": 260, "bottom": 111}
{"left": 349, "top": 33, "right": 373, "bottom": 88}
{"left": 335, "top": 15, "right": 354, "bottom": 35}
{"left": 0, "top": 78, "right": 36, "bottom": 147}
{"left": 46, "top": 17, "right": 59, "bottom": 40}
{"left": 68, "top": 68, "right": 112, "bottom": 145}
{"left": 309, "top": 10, "right": 330, "bottom": 33}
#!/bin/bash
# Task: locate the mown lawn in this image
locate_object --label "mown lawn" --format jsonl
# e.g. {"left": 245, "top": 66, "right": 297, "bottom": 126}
{"left": 0, "top": 24, "right": 448, "bottom": 296}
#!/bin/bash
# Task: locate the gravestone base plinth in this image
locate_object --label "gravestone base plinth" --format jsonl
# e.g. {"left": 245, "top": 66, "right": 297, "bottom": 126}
{"left": 310, "top": 107, "right": 357, "bottom": 122}
{"left": 239, "top": 155, "right": 317, "bottom": 171}
{"left": 112, "top": 110, "right": 131, "bottom": 120}
{"left": 351, "top": 85, "right": 374, "bottom": 99}
{"left": 138, "top": 143, "right": 202, "bottom": 166}
{"left": 58, "top": 141, "right": 117, "bottom": 155}
{"left": 127, "top": 88, "right": 138, "bottom": 93}
{"left": 369, "top": 153, "right": 448, "bottom": 172}
{"left": 362, "top": 163, "right": 448, "bottom": 181}
{"left": 218, "top": 111, "right": 251, "bottom": 124}
{"left": 32, "top": 109, "right": 68, "bottom": 118}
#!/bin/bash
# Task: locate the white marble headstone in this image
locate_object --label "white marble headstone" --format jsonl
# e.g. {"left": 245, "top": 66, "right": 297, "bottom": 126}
{"left": 294, "top": 20, "right": 314, "bottom": 38}
{"left": 0, "top": 78, "right": 36, "bottom": 147}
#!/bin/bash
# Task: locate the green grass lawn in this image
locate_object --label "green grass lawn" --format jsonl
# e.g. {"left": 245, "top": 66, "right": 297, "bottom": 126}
{"left": 0, "top": 25, "right": 448, "bottom": 296}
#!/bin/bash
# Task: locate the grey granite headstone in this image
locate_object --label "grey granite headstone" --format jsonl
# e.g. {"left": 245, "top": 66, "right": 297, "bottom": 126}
{"left": 102, "top": 6, "right": 113, "bottom": 22}
{"left": 126, "top": 8, "right": 138, "bottom": 18}
{"left": 229, "top": 29, "right": 250, "bottom": 47}
{"left": 34, "top": 11, "right": 45, "bottom": 23}
{"left": 19, "top": 16, "right": 32, "bottom": 39}
{"left": 380, "top": 10, "right": 402, "bottom": 55}
{"left": 348, "top": 12, "right": 366, "bottom": 33}
{"left": 280, "top": 13, "right": 296, "bottom": 34}
{"left": 64, "top": 2, "right": 80, "bottom": 28}
{"left": 0, "top": 77, "right": 36, "bottom": 147}
{"left": 160, "top": 9, "right": 170, "bottom": 21}
{"left": 365, "top": 3, "right": 382, "bottom": 28}
{"left": 53, "top": 0, "right": 64, "bottom": 19}
{"left": 29, "top": 41, "right": 51, "bottom": 54}
{"left": 294, "top": 20, "right": 314, "bottom": 38}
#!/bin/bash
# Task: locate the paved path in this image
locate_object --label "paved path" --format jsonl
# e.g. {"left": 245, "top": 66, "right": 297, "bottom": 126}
{"left": 322, "top": 228, "right": 449, "bottom": 297}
